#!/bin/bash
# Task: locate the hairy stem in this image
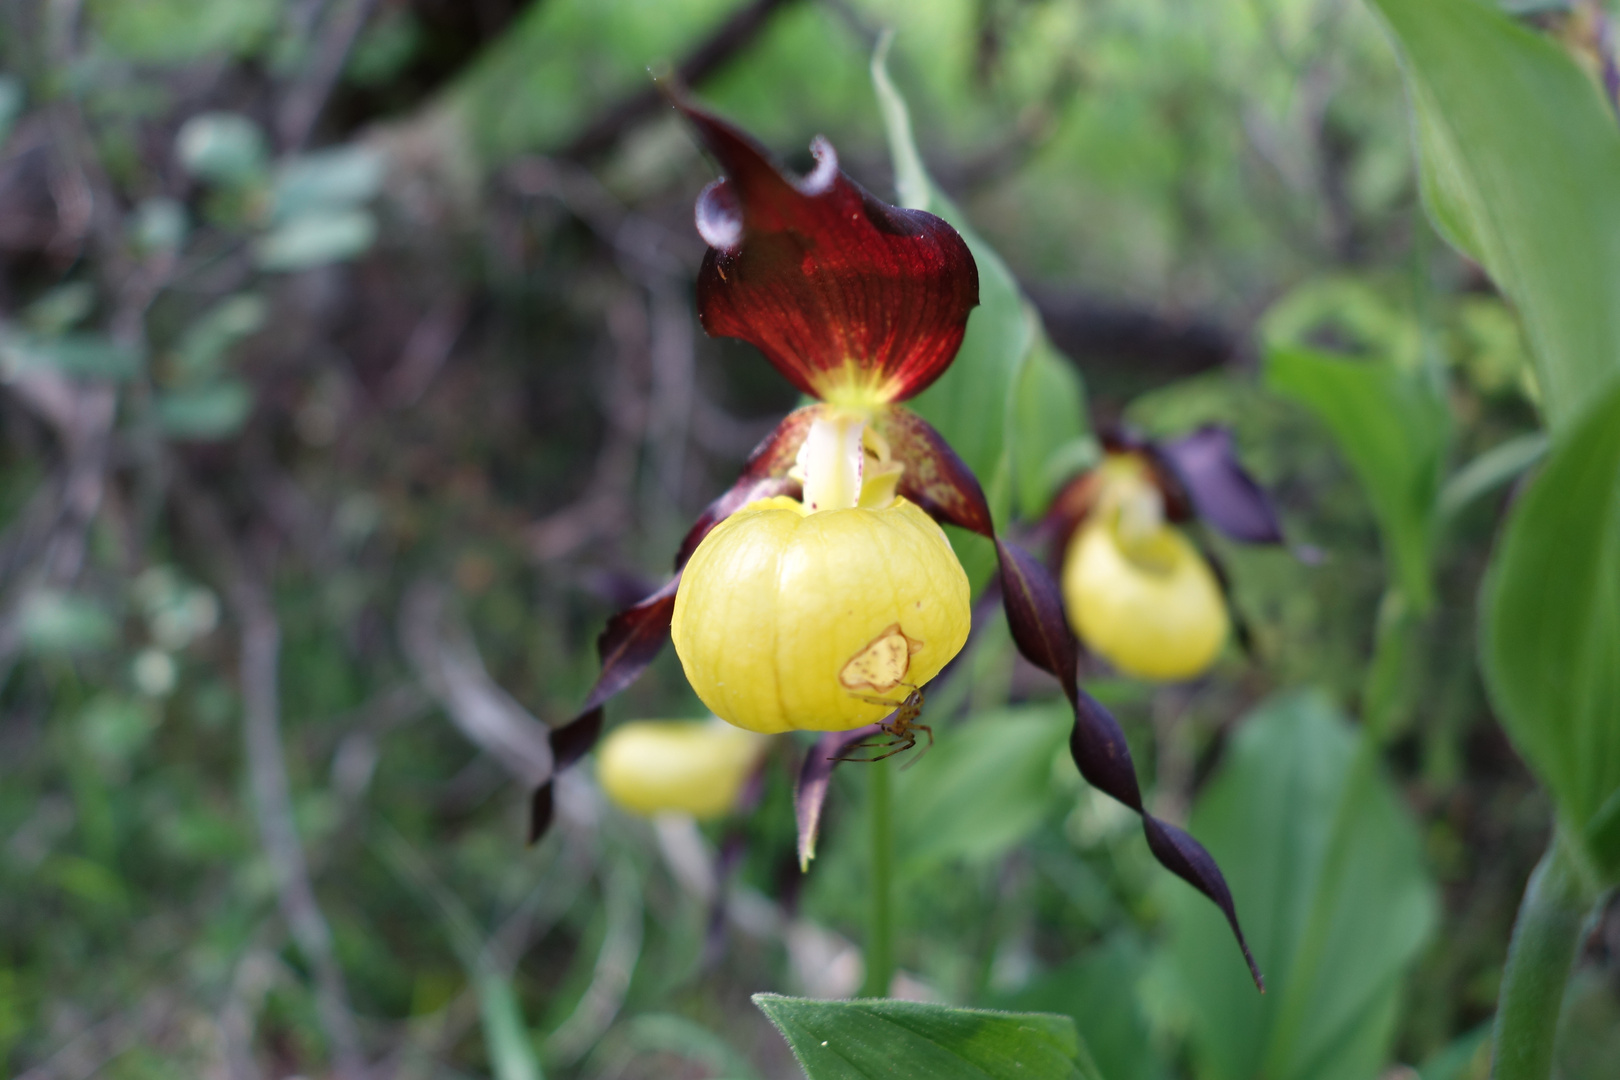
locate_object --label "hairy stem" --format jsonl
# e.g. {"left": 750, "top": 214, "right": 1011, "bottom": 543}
{"left": 1493, "top": 837, "right": 1593, "bottom": 1080}
{"left": 861, "top": 763, "right": 895, "bottom": 998}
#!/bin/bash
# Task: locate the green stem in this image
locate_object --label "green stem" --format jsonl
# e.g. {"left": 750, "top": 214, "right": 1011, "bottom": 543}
{"left": 1492, "top": 836, "right": 1593, "bottom": 1080}
{"left": 861, "top": 762, "right": 895, "bottom": 998}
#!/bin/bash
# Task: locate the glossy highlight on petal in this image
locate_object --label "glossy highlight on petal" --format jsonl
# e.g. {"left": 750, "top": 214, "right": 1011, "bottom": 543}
{"left": 679, "top": 101, "right": 979, "bottom": 404}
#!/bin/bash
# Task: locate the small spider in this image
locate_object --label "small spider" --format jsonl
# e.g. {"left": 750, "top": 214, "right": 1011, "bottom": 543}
{"left": 832, "top": 684, "right": 933, "bottom": 768}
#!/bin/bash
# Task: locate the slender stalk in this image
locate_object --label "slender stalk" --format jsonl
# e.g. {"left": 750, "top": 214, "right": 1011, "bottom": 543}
{"left": 861, "top": 762, "right": 895, "bottom": 998}
{"left": 1492, "top": 836, "right": 1593, "bottom": 1080}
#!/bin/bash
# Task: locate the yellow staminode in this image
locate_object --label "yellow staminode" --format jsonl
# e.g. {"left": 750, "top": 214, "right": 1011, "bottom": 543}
{"left": 1061, "top": 456, "right": 1229, "bottom": 681}
{"left": 672, "top": 410, "right": 971, "bottom": 734}
{"left": 596, "top": 719, "right": 769, "bottom": 819}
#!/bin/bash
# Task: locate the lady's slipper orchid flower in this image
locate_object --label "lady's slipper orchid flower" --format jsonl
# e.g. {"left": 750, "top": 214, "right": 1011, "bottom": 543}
{"left": 530, "top": 101, "right": 1264, "bottom": 990}
{"left": 597, "top": 719, "right": 770, "bottom": 819}
{"left": 1048, "top": 427, "right": 1283, "bottom": 680}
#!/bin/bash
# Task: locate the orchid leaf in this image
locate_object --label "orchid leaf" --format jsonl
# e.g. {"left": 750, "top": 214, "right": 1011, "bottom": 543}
{"left": 1266, "top": 345, "right": 1448, "bottom": 611}
{"left": 872, "top": 39, "right": 1088, "bottom": 533}
{"left": 1366, "top": 0, "right": 1620, "bottom": 433}
{"left": 996, "top": 935, "right": 1162, "bottom": 1080}
{"left": 895, "top": 702, "right": 1070, "bottom": 868}
{"left": 1160, "top": 690, "right": 1436, "bottom": 1080}
{"left": 1438, "top": 432, "right": 1548, "bottom": 521}
{"left": 1481, "top": 380, "right": 1620, "bottom": 883}
{"left": 1013, "top": 334, "right": 1094, "bottom": 521}
{"left": 753, "top": 995, "right": 1102, "bottom": 1080}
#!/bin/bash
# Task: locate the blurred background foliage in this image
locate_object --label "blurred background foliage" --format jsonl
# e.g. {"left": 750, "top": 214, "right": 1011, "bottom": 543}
{"left": 0, "top": 0, "right": 1612, "bottom": 1077}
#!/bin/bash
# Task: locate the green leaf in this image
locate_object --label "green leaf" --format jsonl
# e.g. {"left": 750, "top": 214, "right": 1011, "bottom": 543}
{"left": 1159, "top": 690, "right": 1436, "bottom": 1080}
{"left": 1012, "top": 335, "right": 1093, "bottom": 520}
{"left": 753, "top": 995, "right": 1101, "bottom": 1080}
{"left": 89, "top": 0, "right": 278, "bottom": 64}
{"left": 175, "top": 112, "right": 268, "bottom": 186}
{"left": 156, "top": 380, "right": 253, "bottom": 440}
{"left": 996, "top": 934, "right": 1164, "bottom": 1080}
{"left": 1366, "top": 0, "right": 1620, "bottom": 432}
{"left": 895, "top": 703, "right": 1069, "bottom": 868}
{"left": 1481, "top": 381, "right": 1620, "bottom": 881}
{"left": 1, "top": 331, "right": 141, "bottom": 381}
{"left": 376, "top": 827, "right": 547, "bottom": 1080}
{"left": 872, "top": 38, "right": 1089, "bottom": 525}
{"left": 19, "top": 590, "right": 117, "bottom": 655}
{"left": 172, "top": 294, "right": 267, "bottom": 382}
{"left": 0, "top": 76, "right": 23, "bottom": 148}
{"left": 254, "top": 210, "right": 378, "bottom": 271}
{"left": 475, "top": 969, "right": 544, "bottom": 1080}
{"left": 270, "top": 146, "right": 385, "bottom": 224}
{"left": 1438, "top": 432, "right": 1548, "bottom": 520}
{"left": 1266, "top": 345, "right": 1448, "bottom": 610}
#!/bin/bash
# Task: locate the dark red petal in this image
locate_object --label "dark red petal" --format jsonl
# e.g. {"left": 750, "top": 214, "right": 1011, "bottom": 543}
{"left": 531, "top": 412, "right": 815, "bottom": 844}
{"left": 1151, "top": 426, "right": 1284, "bottom": 544}
{"left": 794, "top": 726, "right": 883, "bottom": 870}
{"left": 873, "top": 405, "right": 995, "bottom": 538}
{"left": 995, "top": 536, "right": 1264, "bottom": 991}
{"left": 680, "top": 101, "right": 979, "bottom": 402}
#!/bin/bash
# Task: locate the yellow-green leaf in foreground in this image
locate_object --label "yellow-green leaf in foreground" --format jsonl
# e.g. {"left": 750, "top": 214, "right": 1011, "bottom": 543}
{"left": 1367, "top": 0, "right": 1620, "bottom": 432}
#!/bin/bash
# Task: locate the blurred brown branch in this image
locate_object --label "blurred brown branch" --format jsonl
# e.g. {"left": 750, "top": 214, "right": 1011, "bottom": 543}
{"left": 400, "top": 580, "right": 555, "bottom": 786}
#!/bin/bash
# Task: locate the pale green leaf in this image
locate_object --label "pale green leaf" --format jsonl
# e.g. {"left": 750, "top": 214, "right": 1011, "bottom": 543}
{"left": 1367, "top": 0, "right": 1620, "bottom": 432}
{"left": 157, "top": 380, "right": 253, "bottom": 440}
{"left": 1481, "top": 381, "right": 1620, "bottom": 881}
{"left": 255, "top": 210, "right": 377, "bottom": 271}
{"left": 1438, "top": 432, "right": 1548, "bottom": 520}
{"left": 1266, "top": 346, "right": 1448, "bottom": 610}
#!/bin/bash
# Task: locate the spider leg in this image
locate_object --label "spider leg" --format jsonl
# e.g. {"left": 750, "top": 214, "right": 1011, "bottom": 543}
{"left": 831, "top": 733, "right": 905, "bottom": 762}
{"left": 859, "top": 734, "right": 917, "bottom": 764}
{"left": 898, "top": 725, "right": 935, "bottom": 772}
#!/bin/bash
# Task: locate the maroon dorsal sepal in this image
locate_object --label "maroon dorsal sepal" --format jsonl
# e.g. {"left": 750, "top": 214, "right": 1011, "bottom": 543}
{"left": 679, "top": 100, "right": 979, "bottom": 404}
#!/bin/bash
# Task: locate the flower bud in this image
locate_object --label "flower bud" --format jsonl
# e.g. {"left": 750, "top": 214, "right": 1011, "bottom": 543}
{"left": 1060, "top": 456, "right": 1229, "bottom": 680}
{"left": 596, "top": 719, "right": 770, "bottom": 819}
{"left": 672, "top": 491, "right": 970, "bottom": 733}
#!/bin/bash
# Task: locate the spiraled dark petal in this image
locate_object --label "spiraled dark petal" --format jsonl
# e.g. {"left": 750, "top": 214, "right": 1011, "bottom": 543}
{"left": 1152, "top": 426, "right": 1284, "bottom": 544}
{"left": 874, "top": 405, "right": 995, "bottom": 538}
{"left": 795, "top": 726, "right": 883, "bottom": 871}
{"left": 549, "top": 707, "right": 605, "bottom": 771}
{"left": 680, "top": 101, "right": 979, "bottom": 403}
{"left": 532, "top": 411, "right": 816, "bottom": 844}
{"left": 580, "top": 578, "right": 681, "bottom": 716}
{"left": 528, "top": 782, "right": 554, "bottom": 844}
{"left": 995, "top": 535, "right": 1264, "bottom": 991}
